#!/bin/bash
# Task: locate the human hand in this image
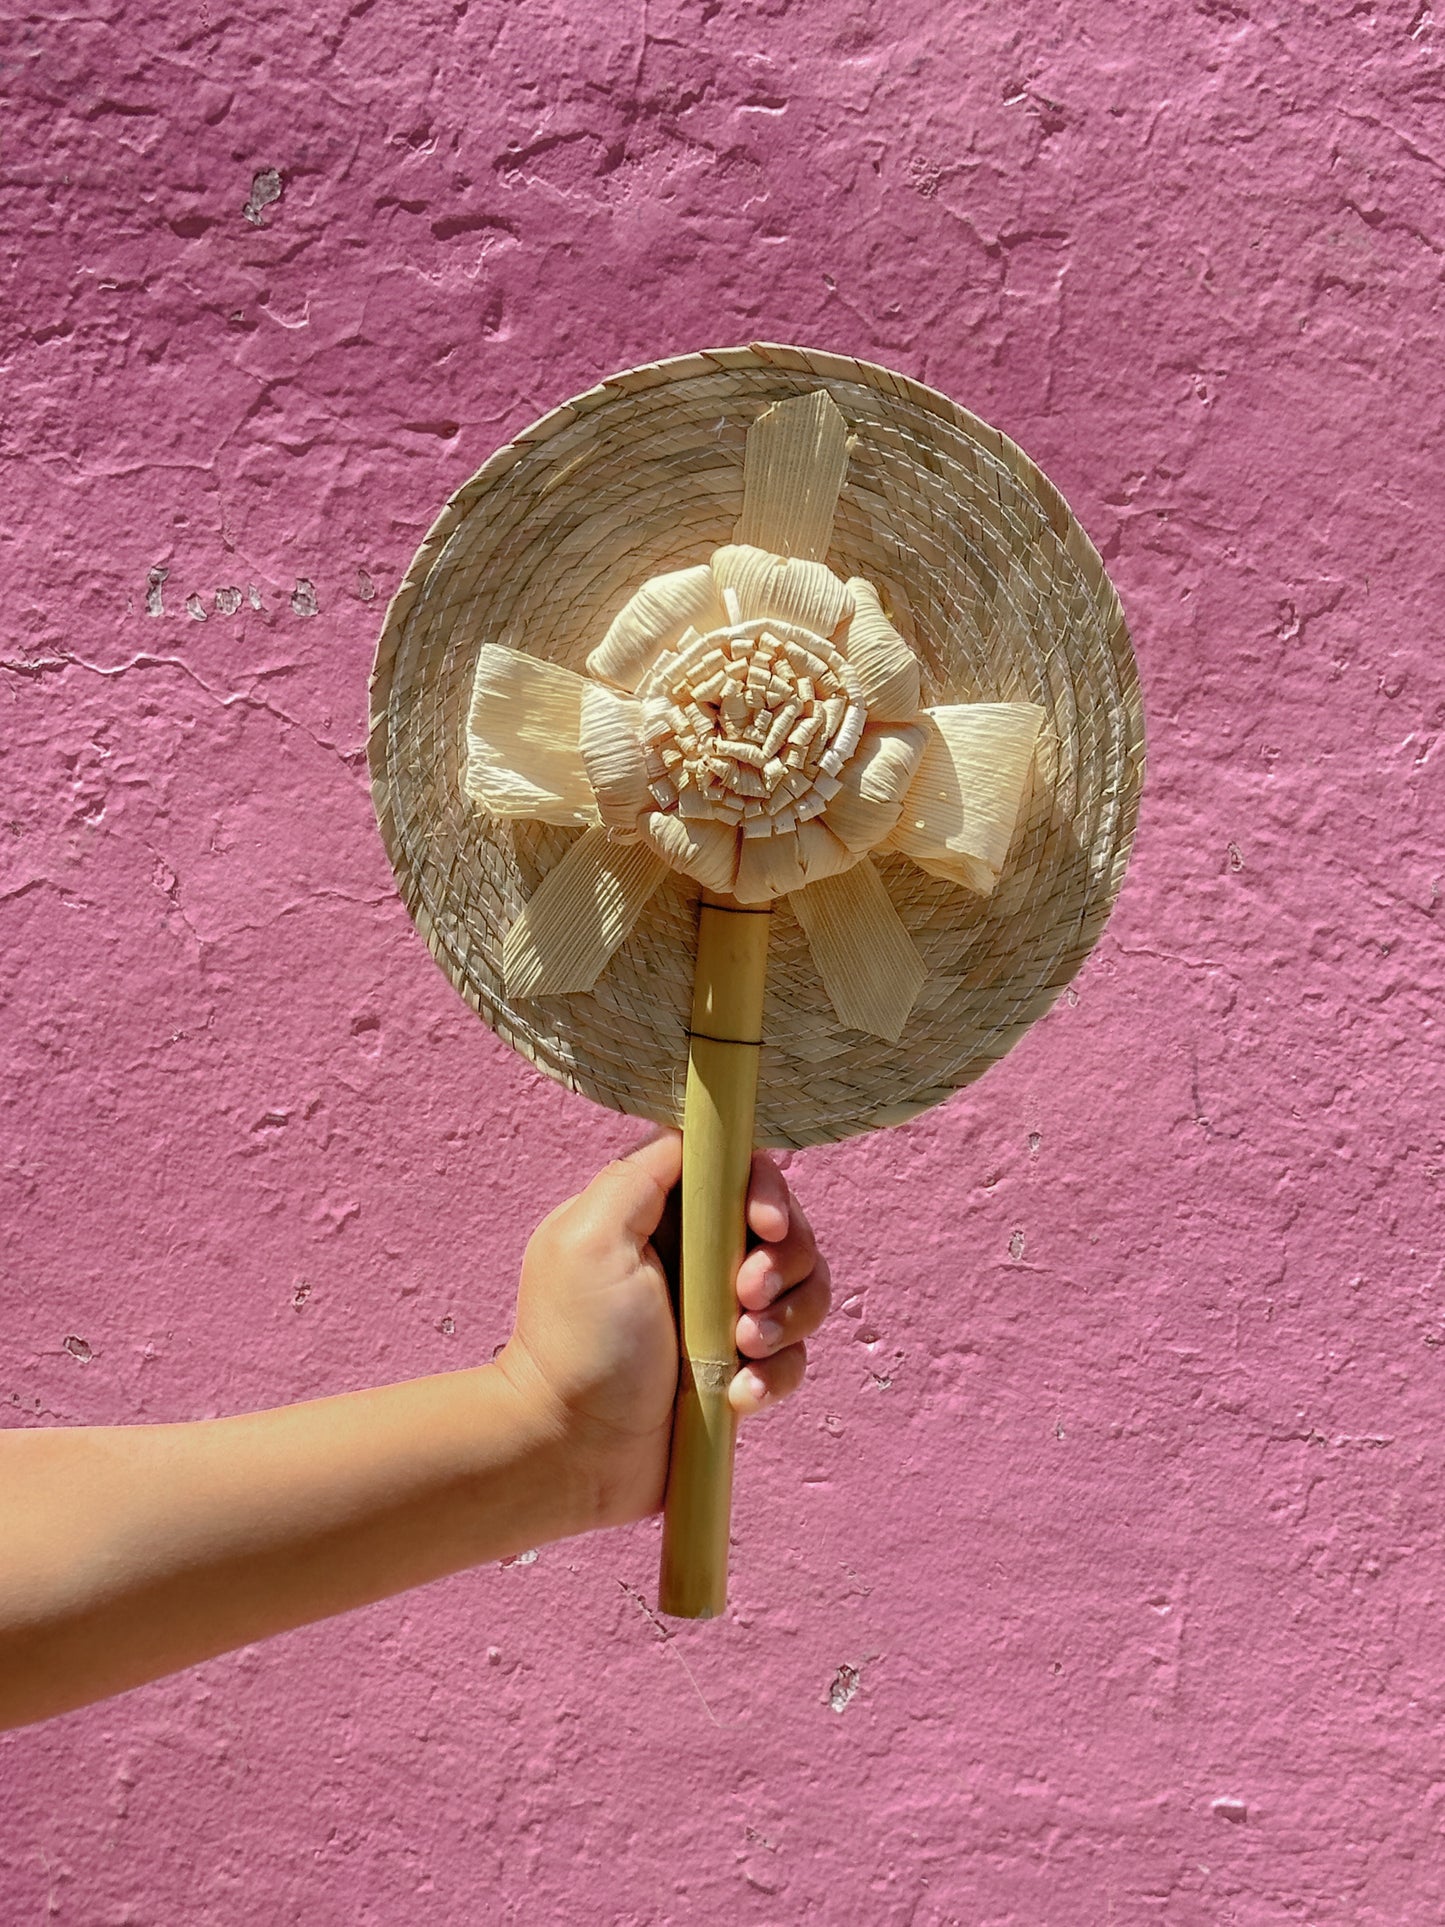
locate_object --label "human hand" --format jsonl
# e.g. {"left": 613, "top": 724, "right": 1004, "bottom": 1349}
{"left": 496, "top": 1131, "right": 830, "bottom": 1534}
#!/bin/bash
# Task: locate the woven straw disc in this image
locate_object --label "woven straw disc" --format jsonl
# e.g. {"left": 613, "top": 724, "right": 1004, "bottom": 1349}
{"left": 369, "top": 344, "right": 1143, "bottom": 1150}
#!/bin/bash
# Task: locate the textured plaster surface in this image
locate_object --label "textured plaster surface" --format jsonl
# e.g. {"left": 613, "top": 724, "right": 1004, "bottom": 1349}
{"left": 1, "top": 1, "right": 1442, "bottom": 1921}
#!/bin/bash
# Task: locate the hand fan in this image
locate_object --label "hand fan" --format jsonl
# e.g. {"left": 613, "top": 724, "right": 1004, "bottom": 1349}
{"left": 368, "top": 343, "right": 1144, "bottom": 1617}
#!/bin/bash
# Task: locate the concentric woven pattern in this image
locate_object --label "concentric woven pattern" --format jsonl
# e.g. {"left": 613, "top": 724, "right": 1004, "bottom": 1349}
{"left": 369, "top": 343, "right": 1144, "bottom": 1149}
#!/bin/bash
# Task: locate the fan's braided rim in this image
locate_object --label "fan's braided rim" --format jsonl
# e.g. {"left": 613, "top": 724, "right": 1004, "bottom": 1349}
{"left": 369, "top": 342, "right": 1145, "bottom": 1150}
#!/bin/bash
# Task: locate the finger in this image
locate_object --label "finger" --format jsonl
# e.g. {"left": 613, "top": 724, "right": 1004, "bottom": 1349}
{"left": 729, "top": 1341, "right": 807, "bottom": 1416}
{"left": 736, "top": 1214, "right": 822, "bottom": 1312}
{"left": 620, "top": 1127, "right": 683, "bottom": 1184}
{"left": 745, "top": 1150, "right": 792, "bottom": 1246}
{"left": 584, "top": 1131, "right": 683, "bottom": 1241}
{"left": 736, "top": 1264, "right": 831, "bottom": 1359}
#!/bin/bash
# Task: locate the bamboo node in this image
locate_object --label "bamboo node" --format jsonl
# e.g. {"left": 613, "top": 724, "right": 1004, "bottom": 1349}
{"left": 689, "top": 1358, "right": 734, "bottom": 1394}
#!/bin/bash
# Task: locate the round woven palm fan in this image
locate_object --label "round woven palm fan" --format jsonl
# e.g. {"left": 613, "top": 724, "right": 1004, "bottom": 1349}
{"left": 371, "top": 344, "right": 1141, "bottom": 1149}
{"left": 369, "top": 342, "right": 1143, "bottom": 1615}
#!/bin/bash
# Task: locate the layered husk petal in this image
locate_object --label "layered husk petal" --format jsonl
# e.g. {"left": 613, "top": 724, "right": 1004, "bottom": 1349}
{"left": 587, "top": 564, "right": 726, "bottom": 693}
{"left": 711, "top": 544, "right": 854, "bottom": 639}
{"left": 822, "top": 723, "right": 926, "bottom": 852}
{"left": 641, "top": 810, "right": 739, "bottom": 895}
{"left": 734, "top": 816, "right": 855, "bottom": 903}
{"left": 839, "top": 578, "right": 921, "bottom": 722}
{"left": 579, "top": 683, "right": 649, "bottom": 836}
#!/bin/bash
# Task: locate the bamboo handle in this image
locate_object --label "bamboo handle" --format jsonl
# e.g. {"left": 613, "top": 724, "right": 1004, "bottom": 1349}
{"left": 658, "top": 894, "right": 772, "bottom": 1619}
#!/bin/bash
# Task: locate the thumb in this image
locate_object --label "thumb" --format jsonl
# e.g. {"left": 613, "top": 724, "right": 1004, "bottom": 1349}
{"left": 586, "top": 1129, "right": 683, "bottom": 1242}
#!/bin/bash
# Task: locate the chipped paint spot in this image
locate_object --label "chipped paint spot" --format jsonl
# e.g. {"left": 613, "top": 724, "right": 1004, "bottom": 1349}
{"left": 243, "top": 166, "right": 283, "bottom": 227}
{"left": 827, "top": 1662, "right": 863, "bottom": 1713}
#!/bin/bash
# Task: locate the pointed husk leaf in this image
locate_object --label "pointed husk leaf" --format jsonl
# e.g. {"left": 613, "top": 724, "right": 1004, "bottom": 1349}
{"left": 887, "top": 702, "right": 1045, "bottom": 892}
{"left": 465, "top": 644, "right": 599, "bottom": 826}
{"left": 734, "top": 390, "right": 851, "bottom": 562}
{"left": 502, "top": 828, "right": 669, "bottom": 997}
{"left": 789, "top": 858, "right": 928, "bottom": 1042}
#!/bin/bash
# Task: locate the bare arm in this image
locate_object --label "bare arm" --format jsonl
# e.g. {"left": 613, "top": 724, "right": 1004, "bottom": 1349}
{"left": 0, "top": 1365, "right": 575, "bottom": 1729}
{"left": 0, "top": 1134, "right": 830, "bottom": 1729}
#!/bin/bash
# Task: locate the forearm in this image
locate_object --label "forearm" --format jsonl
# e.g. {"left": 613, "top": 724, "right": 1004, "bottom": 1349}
{"left": 0, "top": 1360, "right": 586, "bottom": 1730}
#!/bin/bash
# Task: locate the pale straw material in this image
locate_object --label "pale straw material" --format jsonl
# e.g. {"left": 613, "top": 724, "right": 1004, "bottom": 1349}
{"left": 369, "top": 344, "right": 1144, "bottom": 1149}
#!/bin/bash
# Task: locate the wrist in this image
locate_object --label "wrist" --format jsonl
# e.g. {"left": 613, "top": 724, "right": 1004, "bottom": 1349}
{"left": 488, "top": 1343, "right": 610, "bottom": 1543}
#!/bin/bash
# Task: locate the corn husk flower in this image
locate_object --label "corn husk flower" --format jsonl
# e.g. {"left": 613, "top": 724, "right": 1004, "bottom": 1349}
{"left": 463, "top": 393, "right": 1044, "bottom": 1042}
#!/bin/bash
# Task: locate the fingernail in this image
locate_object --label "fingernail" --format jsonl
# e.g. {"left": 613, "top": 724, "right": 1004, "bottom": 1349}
{"left": 750, "top": 1313, "right": 782, "bottom": 1347}
{"left": 758, "top": 1267, "right": 785, "bottom": 1305}
{"left": 743, "top": 1367, "right": 769, "bottom": 1404}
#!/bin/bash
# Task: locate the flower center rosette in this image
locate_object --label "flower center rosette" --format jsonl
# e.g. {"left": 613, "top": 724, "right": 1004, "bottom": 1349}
{"left": 639, "top": 605, "right": 864, "bottom": 843}
{"left": 461, "top": 392, "right": 1046, "bottom": 1044}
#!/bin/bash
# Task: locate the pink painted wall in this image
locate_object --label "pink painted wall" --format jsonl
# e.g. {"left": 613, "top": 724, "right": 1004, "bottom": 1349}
{"left": 2, "top": 0, "right": 1441, "bottom": 1918}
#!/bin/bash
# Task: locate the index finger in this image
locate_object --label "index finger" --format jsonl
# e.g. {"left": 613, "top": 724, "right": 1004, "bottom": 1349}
{"left": 745, "top": 1150, "right": 792, "bottom": 1246}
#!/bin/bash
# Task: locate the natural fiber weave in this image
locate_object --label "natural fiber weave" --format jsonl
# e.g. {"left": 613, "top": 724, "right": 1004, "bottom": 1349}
{"left": 369, "top": 344, "right": 1144, "bottom": 1149}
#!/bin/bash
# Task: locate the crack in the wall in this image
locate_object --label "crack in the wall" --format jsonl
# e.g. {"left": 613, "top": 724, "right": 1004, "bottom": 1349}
{"left": 617, "top": 1581, "right": 722, "bottom": 1727}
{"left": 0, "top": 650, "right": 364, "bottom": 773}
{"left": 144, "top": 842, "right": 209, "bottom": 954}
